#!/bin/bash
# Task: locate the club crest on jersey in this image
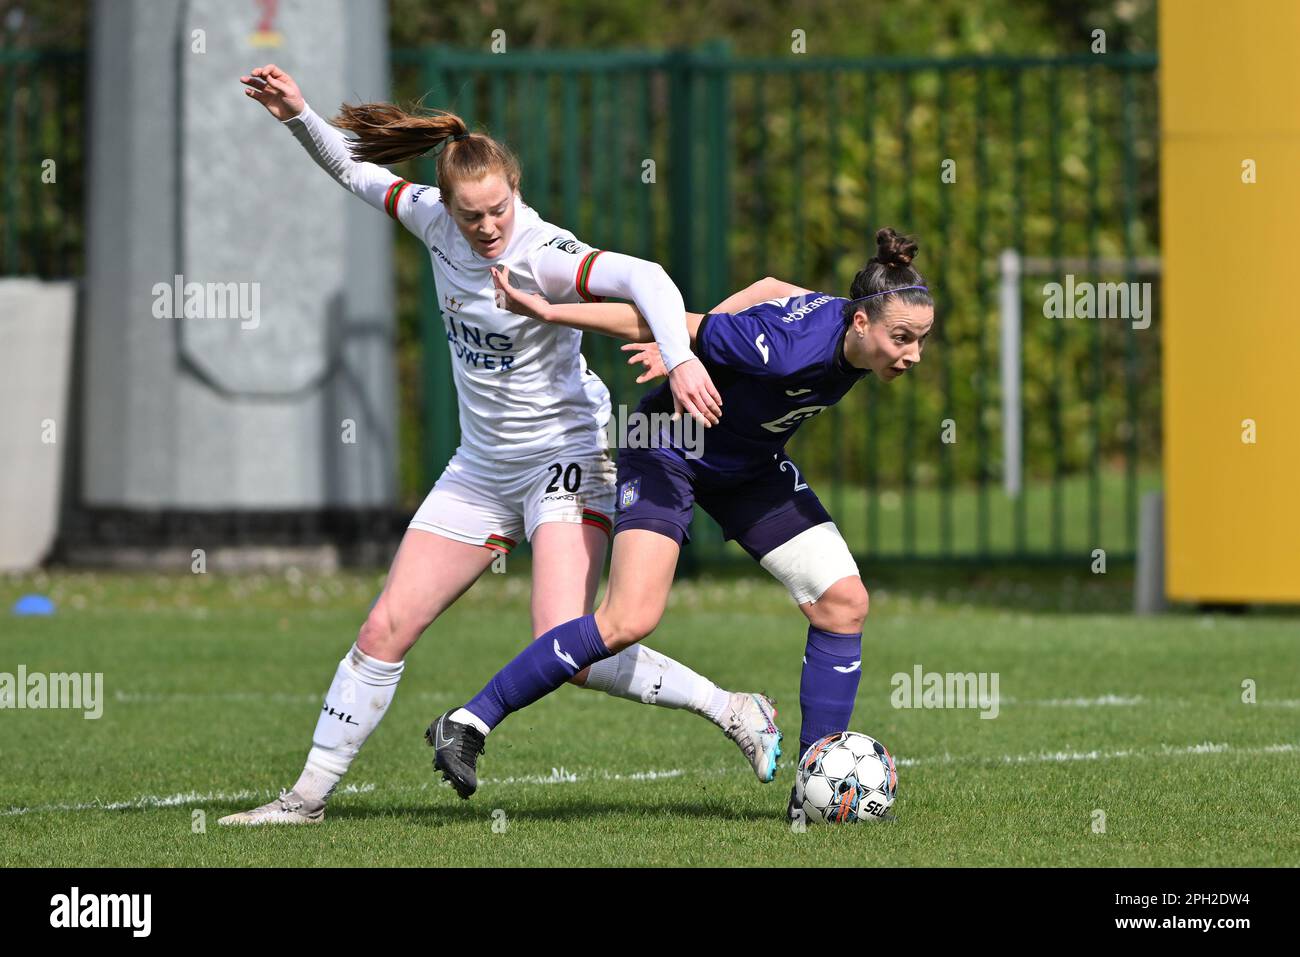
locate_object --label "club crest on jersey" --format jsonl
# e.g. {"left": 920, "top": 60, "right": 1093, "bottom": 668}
{"left": 618, "top": 477, "right": 641, "bottom": 509}
{"left": 544, "top": 236, "right": 585, "bottom": 255}
{"left": 761, "top": 405, "right": 828, "bottom": 433}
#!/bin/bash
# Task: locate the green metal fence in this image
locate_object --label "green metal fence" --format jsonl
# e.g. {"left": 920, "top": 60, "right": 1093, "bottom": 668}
{"left": 3, "top": 45, "right": 1160, "bottom": 564}
{"left": 392, "top": 47, "right": 1161, "bottom": 564}
{"left": 0, "top": 48, "right": 87, "bottom": 278}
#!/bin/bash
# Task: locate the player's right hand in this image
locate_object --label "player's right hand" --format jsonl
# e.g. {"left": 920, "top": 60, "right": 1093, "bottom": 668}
{"left": 621, "top": 342, "right": 667, "bottom": 383}
{"left": 240, "top": 64, "right": 305, "bottom": 121}
{"left": 491, "top": 265, "right": 554, "bottom": 322}
{"left": 667, "top": 357, "right": 722, "bottom": 427}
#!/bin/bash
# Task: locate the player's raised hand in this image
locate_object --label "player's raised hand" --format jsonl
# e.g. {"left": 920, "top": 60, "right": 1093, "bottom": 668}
{"left": 621, "top": 341, "right": 667, "bottom": 383}
{"left": 491, "top": 266, "right": 554, "bottom": 322}
{"left": 667, "top": 357, "right": 722, "bottom": 427}
{"left": 240, "top": 64, "right": 305, "bottom": 121}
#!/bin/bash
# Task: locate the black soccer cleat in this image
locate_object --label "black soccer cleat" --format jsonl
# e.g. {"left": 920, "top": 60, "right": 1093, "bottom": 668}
{"left": 425, "top": 710, "right": 486, "bottom": 799}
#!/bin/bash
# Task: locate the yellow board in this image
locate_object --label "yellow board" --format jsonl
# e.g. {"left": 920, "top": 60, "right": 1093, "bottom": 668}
{"left": 1161, "top": 0, "right": 1300, "bottom": 601}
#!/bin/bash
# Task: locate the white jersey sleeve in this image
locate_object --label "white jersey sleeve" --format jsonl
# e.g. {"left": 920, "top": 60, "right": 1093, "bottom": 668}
{"left": 281, "top": 102, "right": 442, "bottom": 239}
{"left": 527, "top": 237, "right": 696, "bottom": 371}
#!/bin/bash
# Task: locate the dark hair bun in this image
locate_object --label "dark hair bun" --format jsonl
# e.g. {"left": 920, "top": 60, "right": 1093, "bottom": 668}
{"left": 873, "top": 227, "right": 918, "bottom": 269}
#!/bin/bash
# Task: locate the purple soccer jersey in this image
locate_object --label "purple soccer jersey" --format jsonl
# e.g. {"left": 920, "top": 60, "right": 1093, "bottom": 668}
{"left": 636, "top": 292, "right": 867, "bottom": 475}
{"left": 614, "top": 293, "right": 868, "bottom": 554}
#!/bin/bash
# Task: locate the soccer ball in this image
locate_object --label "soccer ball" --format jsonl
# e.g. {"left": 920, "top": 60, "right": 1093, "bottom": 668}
{"left": 795, "top": 731, "right": 898, "bottom": 824}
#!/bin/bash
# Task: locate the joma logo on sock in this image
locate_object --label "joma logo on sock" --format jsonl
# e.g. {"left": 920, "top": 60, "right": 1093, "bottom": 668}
{"left": 50, "top": 887, "right": 151, "bottom": 937}
{"left": 890, "top": 665, "right": 1000, "bottom": 719}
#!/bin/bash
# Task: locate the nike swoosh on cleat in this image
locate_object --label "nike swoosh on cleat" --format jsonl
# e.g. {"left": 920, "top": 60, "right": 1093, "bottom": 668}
{"left": 553, "top": 639, "right": 578, "bottom": 671}
{"left": 435, "top": 720, "right": 456, "bottom": 750}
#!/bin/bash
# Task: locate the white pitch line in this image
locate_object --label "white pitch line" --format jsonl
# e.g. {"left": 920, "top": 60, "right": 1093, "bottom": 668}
{"left": 4, "top": 742, "right": 1296, "bottom": 819}
{"left": 0, "top": 782, "right": 375, "bottom": 818}
{"left": 476, "top": 767, "right": 687, "bottom": 787}
{"left": 1022, "top": 694, "right": 1146, "bottom": 707}
{"left": 893, "top": 741, "right": 1300, "bottom": 768}
{"left": 993, "top": 695, "right": 1300, "bottom": 708}
{"left": 111, "top": 690, "right": 1300, "bottom": 709}
{"left": 111, "top": 690, "right": 458, "bottom": 705}
{"left": 993, "top": 694, "right": 1148, "bottom": 707}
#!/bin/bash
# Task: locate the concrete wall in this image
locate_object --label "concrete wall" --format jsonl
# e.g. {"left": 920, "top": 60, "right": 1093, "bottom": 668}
{"left": 82, "top": 0, "right": 396, "bottom": 510}
{"left": 0, "top": 280, "right": 76, "bottom": 571}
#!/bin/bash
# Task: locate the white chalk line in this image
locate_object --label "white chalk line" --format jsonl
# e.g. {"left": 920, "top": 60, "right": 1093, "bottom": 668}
{"left": 0, "top": 782, "right": 376, "bottom": 818}
{"left": 892, "top": 741, "right": 1300, "bottom": 769}
{"left": 106, "top": 690, "right": 1300, "bottom": 710}
{"left": 109, "top": 690, "right": 458, "bottom": 705}
{"left": 1005, "top": 694, "right": 1146, "bottom": 707}
{"left": 4, "top": 742, "right": 1296, "bottom": 819}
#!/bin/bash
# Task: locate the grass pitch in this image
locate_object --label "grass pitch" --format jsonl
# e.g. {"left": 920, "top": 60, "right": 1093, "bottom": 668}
{"left": 1, "top": 564, "right": 1298, "bottom": 867}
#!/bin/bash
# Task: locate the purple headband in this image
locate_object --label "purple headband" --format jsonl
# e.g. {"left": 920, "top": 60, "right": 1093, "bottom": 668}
{"left": 850, "top": 284, "right": 929, "bottom": 305}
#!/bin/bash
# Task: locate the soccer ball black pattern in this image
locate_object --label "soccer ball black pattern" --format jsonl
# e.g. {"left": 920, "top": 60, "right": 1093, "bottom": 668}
{"left": 795, "top": 731, "right": 898, "bottom": 824}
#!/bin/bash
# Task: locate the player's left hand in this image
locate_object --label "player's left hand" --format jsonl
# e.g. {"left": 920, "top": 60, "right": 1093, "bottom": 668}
{"left": 621, "top": 342, "right": 667, "bottom": 383}
{"left": 491, "top": 265, "right": 553, "bottom": 321}
{"left": 667, "top": 357, "right": 722, "bottom": 427}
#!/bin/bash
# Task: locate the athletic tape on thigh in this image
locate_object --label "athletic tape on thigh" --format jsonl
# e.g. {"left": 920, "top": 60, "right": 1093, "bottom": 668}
{"left": 758, "top": 522, "right": 859, "bottom": 604}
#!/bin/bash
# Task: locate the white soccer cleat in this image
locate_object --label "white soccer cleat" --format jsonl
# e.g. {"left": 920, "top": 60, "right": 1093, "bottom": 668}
{"left": 218, "top": 789, "right": 325, "bottom": 826}
{"left": 721, "top": 692, "right": 783, "bottom": 783}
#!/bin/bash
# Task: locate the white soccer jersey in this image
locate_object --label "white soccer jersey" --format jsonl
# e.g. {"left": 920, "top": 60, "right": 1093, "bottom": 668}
{"left": 284, "top": 104, "right": 691, "bottom": 463}
{"left": 392, "top": 186, "right": 614, "bottom": 462}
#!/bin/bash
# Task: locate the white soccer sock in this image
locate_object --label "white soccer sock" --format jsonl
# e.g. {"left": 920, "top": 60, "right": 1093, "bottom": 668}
{"left": 293, "top": 643, "right": 404, "bottom": 805}
{"left": 583, "top": 644, "right": 731, "bottom": 725}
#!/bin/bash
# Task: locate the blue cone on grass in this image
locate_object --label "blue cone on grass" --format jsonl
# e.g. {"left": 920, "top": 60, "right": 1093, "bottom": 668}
{"left": 12, "top": 595, "right": 56, "bottom": 616}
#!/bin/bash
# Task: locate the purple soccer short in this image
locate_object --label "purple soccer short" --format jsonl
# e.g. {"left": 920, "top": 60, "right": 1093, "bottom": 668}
{"left": 612, "top": 446, "right": 833, "bottom": 560}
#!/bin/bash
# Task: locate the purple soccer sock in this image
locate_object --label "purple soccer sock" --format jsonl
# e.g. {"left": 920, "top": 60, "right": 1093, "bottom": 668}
{"left": 465, "top": 614, "right": 612, "bottom": 729}
{"left": 798, "top": 626, "right": 863, "bottom": 760}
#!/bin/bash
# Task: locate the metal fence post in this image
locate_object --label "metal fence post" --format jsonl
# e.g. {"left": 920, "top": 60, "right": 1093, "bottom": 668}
{"left": 667, "top": 48, "right": 696, "bottom": 309}
{"left": 421, "top": 52, "right": 458, "bottom": 485}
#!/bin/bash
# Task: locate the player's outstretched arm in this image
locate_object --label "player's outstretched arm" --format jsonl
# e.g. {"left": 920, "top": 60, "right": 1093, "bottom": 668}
{"left": 240, "top": 64, "right": 305, "bottom": 120}
{"left": 531, "top": 245, "right": 721, "bottom": 424}
{"left": 240, "top": 64, "right": 432, "bottom": 231}
{"left": 491, "top": 265, "right": 703, "bottom": 342}
{"left": 709, "top": 276, "right": 814, "bottom": 314}
{"left": 619, "top": 277, "right": 813, "bottom": 384}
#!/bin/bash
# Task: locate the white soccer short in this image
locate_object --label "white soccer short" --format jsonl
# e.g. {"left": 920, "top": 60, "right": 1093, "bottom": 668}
{"left": 409, "top": 448, "right": 617, "bottom": 554}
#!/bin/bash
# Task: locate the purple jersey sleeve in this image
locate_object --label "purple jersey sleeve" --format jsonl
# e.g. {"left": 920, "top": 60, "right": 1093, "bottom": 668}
{"left": 697, "top": 296, "right": 835, "bottom": 379}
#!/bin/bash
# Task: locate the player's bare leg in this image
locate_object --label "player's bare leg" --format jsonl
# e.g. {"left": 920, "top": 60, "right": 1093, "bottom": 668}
{"left": 527, "top": 520, "right": 608, "bottom": 661}
{"left": 219, "top": 529, "right": 494, "bottom": 825}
